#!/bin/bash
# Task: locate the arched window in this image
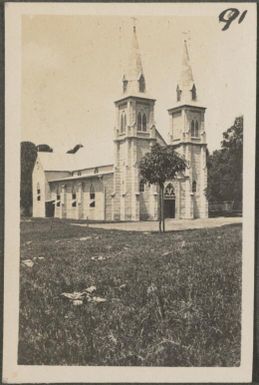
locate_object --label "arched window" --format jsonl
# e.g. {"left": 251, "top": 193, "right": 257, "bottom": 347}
{"left": 120, "top": 114, "right": 124, "bottom": 133}
{"left": 192, "top": 181, "right": 197, "bottom": 193}
{"left": 191, "top": 120, "right": 195, "bottom": 137}
{"left": 139, "top": 75, "right": 145, "bottom": 92}
{"left": 137, "top": 112, "right": 142, "bottom": 131}
{"left": 139, "top": 179, "right": 145, "bottom": 192}
{"left": 195, "top": 121, "right": 199, "bottom": 137}
{"left": 72, "top": 186, "right": 77, "bottom": 207}
{"left": 142, "top": 114, "right": 147, "bottom": 131}
{"left": 165, "top": 183, "right": 175, "bottom": 199}
{"left": 191, "top": 84, "right": 197, "bottom": 100}
{"left": 123, "top": 79, "right": 128, "bottom": 93}
{"left": 37, "top": 183, "right": 41, "bottom": 201}
{"left": 90, "top": 184, "right": 95, "bottom": 208}
{"left": 123, "top": 114, "right": 127, "bottom": 132}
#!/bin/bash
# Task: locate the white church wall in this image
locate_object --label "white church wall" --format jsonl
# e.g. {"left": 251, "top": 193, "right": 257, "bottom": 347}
{"left": 171, "top": 111, "right": 183, "bottom": 141}
{"left": 139, "top": 185, "right": 151, "bottom": 220}
{"left": 103, "top": 174, "right": 113, "bottom": 221}
{"left": 81, "top": 178, "right": 105, "bottom": 221}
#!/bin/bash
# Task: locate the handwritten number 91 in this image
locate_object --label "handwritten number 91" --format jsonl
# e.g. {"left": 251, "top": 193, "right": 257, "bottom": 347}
{"left": 219, "top": 8, "right": 247, "bottom": 31}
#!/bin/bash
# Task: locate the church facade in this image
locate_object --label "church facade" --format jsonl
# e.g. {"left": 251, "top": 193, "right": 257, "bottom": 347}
{"left": 32, "top": 26, "right": 208, "bottom": 221}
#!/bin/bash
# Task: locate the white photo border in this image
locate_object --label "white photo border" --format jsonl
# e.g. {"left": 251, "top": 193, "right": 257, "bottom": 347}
{"left": 3, "top": 2, "right": 256, "bottom": 383}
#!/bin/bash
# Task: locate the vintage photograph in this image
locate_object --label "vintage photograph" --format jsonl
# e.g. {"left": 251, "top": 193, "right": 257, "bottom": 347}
{"left": 3, "top": 2, "right": 256, "bottom": 383}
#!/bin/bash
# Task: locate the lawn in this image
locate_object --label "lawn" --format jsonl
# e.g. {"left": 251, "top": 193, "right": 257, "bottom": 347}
{"left": 19, "top": 218, "right": 242, "bottom": 366}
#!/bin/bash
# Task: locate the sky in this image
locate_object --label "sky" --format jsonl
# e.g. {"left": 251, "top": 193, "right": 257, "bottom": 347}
{"left": 21, "top": 6, "right": 256, "bottom": 154}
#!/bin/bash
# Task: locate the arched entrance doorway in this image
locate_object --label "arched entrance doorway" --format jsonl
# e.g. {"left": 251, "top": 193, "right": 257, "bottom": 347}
{"left": 164, "top": 183, "right": 176, "bottom": 218}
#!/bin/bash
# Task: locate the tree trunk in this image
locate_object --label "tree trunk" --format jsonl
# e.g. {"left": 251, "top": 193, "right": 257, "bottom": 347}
{"left": 158, "top": 185, "right": 162, "bottom": 232}
{"left": 161, "top": 184, "right": 165, "bottom": 232}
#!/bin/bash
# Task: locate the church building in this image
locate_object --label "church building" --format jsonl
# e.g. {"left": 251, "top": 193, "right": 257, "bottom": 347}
{"left": 32, "top": 26, "right": 208, "bottom": 221}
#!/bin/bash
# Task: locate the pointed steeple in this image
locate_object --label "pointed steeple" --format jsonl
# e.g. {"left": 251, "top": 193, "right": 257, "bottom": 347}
{"left": 176, "top": 40, "right": 197, "bottom": 103}
{"left": 122, "top": 25, "right": 146, "bottom": 96}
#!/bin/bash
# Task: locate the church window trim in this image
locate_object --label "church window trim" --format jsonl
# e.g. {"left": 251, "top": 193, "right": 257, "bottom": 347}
{"left": 142, "top": 113, "right": 147, "bottom": 131}
{"left": 191, "top": 120, "right": 195, "bottom": 137}
{"left": 56, "top": 186, "right": 61, "bottom": 207}
{"left": 137, "top": 112, "right": 142, "bottom": 131}
{"left": 72, "top": 187, "right": 77, "bottom": 208}
{"left": 195, "top": 120, "right": 199, "bottom": 137}
{"left": 191, "top": 84, "right": 197, "bottom": 101}
{"left": 139, "top": 74, "right": 145, "bottom": 93}
{"left": 123, "top": 113, "right": 127, "bottom": 132}
{"left": 123, "top": 79, "right": 128, "bottom": 93}
{"left": 120, "top": 112, "right": 127, "bottom": 133}
{"left": 37, "top": 183, "right": 41, "bottom": 201}
{"left": 192, "top": 180, "right": 197, "bottom": 193}
{"left": 90, "top": 184, "right": 95, "bottom": 208}
{"left": 164, "top": 183, "right": 176, "bottom": 199}
{"left": 139, "top": 179, "right": 145, "bottom": 192}
{"left": 176, "top": 85, "right": 182, "bottom": 102}
{"left": 120, "top": 114, "right": 124, "bottom": 133}
{"left": 137, "top": 112, "right": 148, "bottom": 131}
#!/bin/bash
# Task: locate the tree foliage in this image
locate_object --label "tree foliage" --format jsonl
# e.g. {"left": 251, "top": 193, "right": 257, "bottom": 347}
{"left": 139, "top": 143, "right": 187, "bottom": 186}
{"left": 207, "top": 116, "right": 243, "bottom": 209}
{"left": 139, "top": 143, "right": 186, "bottom": 231}
{"left": 21, "top": 141, "right": 38, "bottom": 216}
{"left": 67, "top": 144, "right": 83, "bottom": 154}
{"left": 36, "top": 144, "right": 53, "bottom": 152}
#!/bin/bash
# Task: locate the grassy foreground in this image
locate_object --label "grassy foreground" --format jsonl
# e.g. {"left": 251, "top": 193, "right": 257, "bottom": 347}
{"left": 19, "top": 218, "right": 242, "bottom": 366}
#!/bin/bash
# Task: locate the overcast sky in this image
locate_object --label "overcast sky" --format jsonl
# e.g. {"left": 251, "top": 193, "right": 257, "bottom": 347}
{"left": 21, "top": 6, "right": 256, "bottom": 154}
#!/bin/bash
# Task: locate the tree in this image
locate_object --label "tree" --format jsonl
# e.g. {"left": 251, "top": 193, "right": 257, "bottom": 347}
{"left": 139, "top": 143, "right": 187, "bottom": 232}
{"left": 21, "top": 141, "right": 38, "bottom": 216}
{"left": 66, "top": 144, "right": 83, "bottom": 154}
{"left": 36, "top": 144, "right": 53, "bottom": 152}
{"left": 207, "top": 116, "right": 243, "bottom": 211}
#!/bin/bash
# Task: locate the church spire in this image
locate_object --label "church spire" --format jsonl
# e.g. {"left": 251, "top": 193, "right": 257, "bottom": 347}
{"left": 122, "top": 24, "right": 146, "bottom": 95}
{"left": 176, "top": 40, "right": 197, "bottom": 103}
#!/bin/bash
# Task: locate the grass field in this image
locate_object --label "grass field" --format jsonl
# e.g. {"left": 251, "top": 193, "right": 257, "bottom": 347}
{"left": 19, "top": 218, "right": 242, "bottom": 366}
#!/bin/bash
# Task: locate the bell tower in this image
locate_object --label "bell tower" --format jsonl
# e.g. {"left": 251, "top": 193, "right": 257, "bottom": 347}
{"left": 168, "top": 40, "right": 208, "bottom": 218}
{"left": 112, "top": 25, "right": 158, "bottom": 221}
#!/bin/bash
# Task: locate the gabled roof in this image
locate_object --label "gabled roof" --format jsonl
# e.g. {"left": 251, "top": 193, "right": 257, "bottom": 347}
{"left": 155, "top": 128, "right": 167, "bottom": 146}
{"left": 37, "top": 142, "right": 114, "bottom": 172}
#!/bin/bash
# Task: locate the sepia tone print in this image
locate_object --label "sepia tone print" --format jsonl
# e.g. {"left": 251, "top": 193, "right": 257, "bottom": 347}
{"left": 19, "top": 14, "right": 243, "bottom": 366}
{"left": 3, "top": 3, "right": 256, "bottom": 382}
